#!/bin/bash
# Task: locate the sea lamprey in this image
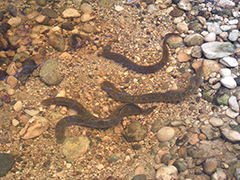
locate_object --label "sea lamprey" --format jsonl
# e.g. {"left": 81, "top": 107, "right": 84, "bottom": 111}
{"left": 42, "top": 97, "right": 156, "bottom": 143}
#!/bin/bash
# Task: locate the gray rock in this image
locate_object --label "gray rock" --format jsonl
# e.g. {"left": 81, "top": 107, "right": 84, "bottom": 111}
{"left": 184, "top": 33, "right": 204, "bottom": 46}
{"left": 229, "top": 30, "right": 239, "bottom": 42}
{"left": 235, "top": 168, "right": 240, "bottom": 179}
{"left": 217, "top": 0, "right": 235, "bottom": 9}
{"left": 39, "top": 59, "right": 63, "bottom": 86}
{"left": 173, "top": 158, "right": 188, "bottom": 172}
{"left": 191, "top": 46, "right": 202, "bottom": 58}
{"left": 201, "top": 42, "right": 235, "bottom": 59}
{"left": 200, "top": 125, "right": 221, "bottom": 140}
{"left": 207, "top": 23, "right": 222, "bottom": 34}
{"left": 132, "top": 174, "right": 147, "bottom": 180}
{"left": 229, "top": 96, "right": 239, "bottom": 112}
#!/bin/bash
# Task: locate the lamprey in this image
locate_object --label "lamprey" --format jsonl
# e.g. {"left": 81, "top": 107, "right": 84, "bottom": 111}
{"left": 101, "top": 33, "right": 179, "bottom": 73}
{"left": 100, "top": 62, "right": 203, "bottom": 103}
{"left": 42, "top": 97, "right": 156, "bottom": 143}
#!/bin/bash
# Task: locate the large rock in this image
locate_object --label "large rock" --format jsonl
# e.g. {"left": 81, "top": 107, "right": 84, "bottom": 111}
{"left": 201, "top": 42, "right": 235, "bottom": 59}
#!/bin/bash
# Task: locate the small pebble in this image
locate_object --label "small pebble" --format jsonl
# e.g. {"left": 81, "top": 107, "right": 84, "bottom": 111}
{"left": 13, "top": 100, "right": 22, "bottom": 112}
{"left": 220, "top": 76, "right": 237, "bottom": 89}
{"left": 157, "top": 127, "right": 175, "bottom": 141}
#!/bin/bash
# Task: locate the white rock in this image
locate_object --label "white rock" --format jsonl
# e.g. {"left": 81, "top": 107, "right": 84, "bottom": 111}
{"left": 201, "top": 42, "right": 235, "bottom": 59}
{"left": 207, "top": 23, "right": 222, "bottom": 34}
{"left": 220, "top": 76, "right": 237, "bottom": 89}
{"left": 220, "top": 56, "right": 238, "bottom": 67}
{"left": 212, "top": 168, "right": 227, "bottom": 180}
{"left": 13, "top": 101, "right": 23, "bottom": 112}
{"left": 225, "top": 108, "right": 239, "bottom": 118}
{"left": 228, "top": 30, "right": 239, "bottom": 42}
{"left": 178, "top": 0, "right": 192, "bottom": 11}
{"left": 229, "top": 96, "right": 239, "bottom": 112}
{"left": 229, "top": 19, "right": 239, "bottom": 25}
{"left": 204, "top": 32, "right": 216, "bottom": 42}
{"left": 156, "top": 165, "right": 178, "bottom": 180}
{"left": 220, "top": 25, "right": 231, "bottom": 31}
{"left": 219, "top": 68, "right": 231, "bottom": 77}
{"left": 157, "top": 127, "right": 175, "bottom": 141}
{"left": 62, "top": 8, "right": 81, "bottom": 18}
{"left": 209, "top": 117, "right": 224, "bottom": 127}
{"left": 221, "top": 128, "right": 240, "bottom": 142}
{"left": 217, "top": 0, "right": 235, "bottom": 9}
{"left": 19, "top": 116, "right": 49, "bottom": 139}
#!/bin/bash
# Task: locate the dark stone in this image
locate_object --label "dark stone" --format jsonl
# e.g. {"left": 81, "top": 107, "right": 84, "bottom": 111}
{"left": 132, "top": 174, "right": 147, "bottom": 180}
{"left": 42, "top": 8, "right": 58, "bottom": 18}
{"left": 169, "top": 8, "right": 184, "bottom": 17}
{"left": 0, "top": 153, "right": 15, "bottom": 177}
{"left": 61, "top": 22, "right": 74, "bottom": 31}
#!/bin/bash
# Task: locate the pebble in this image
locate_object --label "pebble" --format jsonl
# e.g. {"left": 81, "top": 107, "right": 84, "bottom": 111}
{"left": 0, "top": 153, "right": 15, "bottom": 177}
{"left": 62, "top": 136, "right": 90, "bottom": 162}
{"left": 219, "top": 0, "right": 235, "bottom": 8}
{"left": 220, "top": 76, "right": 237, "bottom": 89}
{"left": 225, "top": 108, "right": 239, "bottom": 118}
{"left": 228, "top": 19, "right": 238, "bottom": 25}
{"left": 228, "top": 29, "right": 239, "bottom": 41}
{"left": 13, "top": 100, "right": 22, "bottom": 112}
{"left": 219, "top": 68, "right": 231, "bottom": 77}
{"left": 134, "top": 165, "right": 145, "bottom": 175}
{"left": 184, "top": 33, "right": 204, "bottom": 46}
{"left": 122, "top": 121, "right": 147, "bottom": 142}
{"left": 155, "top": 165, "right": 178, "bottom": 180}
{"left": 24, "top": 109, "right": 40, "bottom": 116}
{"left": 207, "top": 22, "right": 222, "bottom": 34}
{"left": 39, "top": 59, "right": 63, "bottom": 86}
{"left": 7, "top": 17, "right": 21, "bottom": 28}
{"left": 157, "top": 127, "right": 175, "bottom": 141}
{"left": 189, "top": 134, "right": 199, "bottom": 145}
{"left": 212, "top": 168, "right": 227, "bottom": 180}
{"left": 220, "top": 56, "right": 238, "bottom": 67}
{"left": 6, "top": 75, "right": 18, "bottom": 87}
{"left": 204, "top": 32, "right": 216, "bottom": 42}
{"left": 220, "top": 25, "right": 231, "bottom": 31}
{"left": 62, "top": 8, "right": 81, "bottom": 18}
{"left": 80, "top": 13, "right": 95, "bottom": 22}
{"left": 72, "top": 0, "right": 82, "bottom": 5}
{"left": 42, "top": 8, "right": 58, "bottom": 18}
{"left": 178, "top": 0, "right": 192, "bottom": 11}
{"left": 201, "top": 42, "right": 235, "bottom": 59}
{"left": 228, "top": 96, "right": 239, "bottom": 112}
{"left": 221, "top": 128, "right": 240, "bottom": 142}
{"left": 203, "top": 158, "right": 218, "bottom": 175}
{"left": 115, "top": 5, "right": 124, "bottom": 12}
{"left": 209, "top": 117, "right": 224, "bottom": 127}
{"left": 80, "top": 3, "right": 93, "bottom": 13}
{"left": 176, "top": 22, "right": 188, "bottom": 33}
{"left": 12, "top": 119, "right": 20, "bottom": 126}
{"left": 177, "top": 52, "right": 190, "bottom": 62}
{"left": 19, "top": 116, "right": 49, "bottom": 139}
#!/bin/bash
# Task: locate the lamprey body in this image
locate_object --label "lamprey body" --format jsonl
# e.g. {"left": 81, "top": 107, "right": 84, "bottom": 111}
{"left": 42, "top": 97, "right": 156, "bottom": 143}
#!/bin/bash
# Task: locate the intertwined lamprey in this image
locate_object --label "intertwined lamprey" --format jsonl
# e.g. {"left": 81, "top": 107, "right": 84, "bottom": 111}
{"left": 42, "top": 33, "right": 203, "bottom": 143}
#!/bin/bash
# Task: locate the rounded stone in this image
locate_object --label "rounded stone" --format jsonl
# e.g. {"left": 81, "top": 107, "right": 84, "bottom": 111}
{"left": 157, "top": 127, "right": 175, "bottom": 141}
